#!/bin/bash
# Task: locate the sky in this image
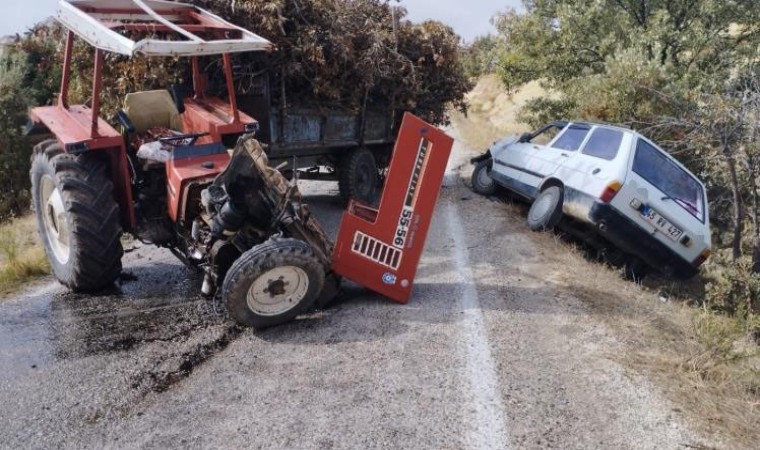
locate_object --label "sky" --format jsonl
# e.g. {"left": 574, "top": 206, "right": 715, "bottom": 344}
{"left": 1, "top": 0, "right": 520, "bottom": 42}
{"left": 400, "top": 0, "right": 520, "bottom": 42}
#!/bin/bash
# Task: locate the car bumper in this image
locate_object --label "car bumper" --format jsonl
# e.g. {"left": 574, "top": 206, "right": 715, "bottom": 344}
{"left": 565, "top": 188, "right": 698, "bottom": 279}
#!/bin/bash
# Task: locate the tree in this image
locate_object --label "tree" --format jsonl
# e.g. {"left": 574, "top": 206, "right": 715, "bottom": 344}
{"left": 0, "top": 51, "right": 32, "bottom": 220}
{"left": 460, "top": 35, "right": 503, "bottom": 80}
{"left": 494, "top": 0, "right": 760, "bottom": 90}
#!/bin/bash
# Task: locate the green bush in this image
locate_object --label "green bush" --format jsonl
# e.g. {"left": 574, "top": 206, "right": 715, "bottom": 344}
{"left": 0, "top": 51, "right": 35, "bottom": 221}
{"left": 460, "top": 35, "right": 503, "bottom": 80}
{"left": 0, "top": 25, "right": 64, "bottom": 221}
{"left": 704, "top": 256, "right": 760, "bottom": 315}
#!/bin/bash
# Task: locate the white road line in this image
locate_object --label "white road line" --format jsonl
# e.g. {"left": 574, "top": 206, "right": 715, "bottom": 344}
{"left": 445, "top": 202, "right": 511, "bottom": 450}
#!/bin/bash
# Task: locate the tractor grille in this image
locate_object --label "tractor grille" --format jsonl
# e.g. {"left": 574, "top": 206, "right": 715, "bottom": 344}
{"left": 352, "top": 231, "right": 402, "bottom": 270}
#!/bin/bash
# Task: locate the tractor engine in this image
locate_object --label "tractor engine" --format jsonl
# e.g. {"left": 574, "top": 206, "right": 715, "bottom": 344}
{"left": 188, "top": 136, "right": 334, "bottom": 297}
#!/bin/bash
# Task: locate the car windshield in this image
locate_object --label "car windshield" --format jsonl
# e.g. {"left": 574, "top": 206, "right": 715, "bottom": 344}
{"left": 521, "top": 123, "right": 564, "bottom": 145}
{"left": 633, "top": 139, "right": 705, "bottom": 222}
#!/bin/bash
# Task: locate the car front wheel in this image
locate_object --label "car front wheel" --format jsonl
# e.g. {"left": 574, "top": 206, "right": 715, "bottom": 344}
{"left": 471, "top": 159, "right": 497, "bottom": 195}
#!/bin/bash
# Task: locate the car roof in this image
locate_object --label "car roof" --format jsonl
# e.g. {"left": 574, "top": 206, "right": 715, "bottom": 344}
{"left": 566, "top": 121, "right": 632, "bottom": 131}
{"left": 551, "top": 121, "right": 706, "bottom": 189}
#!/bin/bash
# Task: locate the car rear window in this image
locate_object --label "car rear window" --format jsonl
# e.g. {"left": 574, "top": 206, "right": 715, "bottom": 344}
{"left": 582, "top": 128, "right": 624, "bottom": 160}
{"left": 633, "top": 139, "right": 705, "bottom": 222}
{"left": 551, "top": 125, "right": 590, "bottom": 151}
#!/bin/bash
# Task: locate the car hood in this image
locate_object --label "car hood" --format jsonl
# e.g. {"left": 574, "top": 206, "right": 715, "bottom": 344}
{"left": 489, "top": 135, "right": 519, "bottom": 158}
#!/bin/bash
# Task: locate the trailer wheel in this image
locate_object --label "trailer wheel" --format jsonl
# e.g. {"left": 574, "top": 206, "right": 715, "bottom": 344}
{"left": 223, "top": 239, "right": 325, "bottom": 329}
{"left": 30, "top": 141, "right": 123, "bottom": 291}
{"left": 339, "top": 148, "right": 379, "bottom": 205}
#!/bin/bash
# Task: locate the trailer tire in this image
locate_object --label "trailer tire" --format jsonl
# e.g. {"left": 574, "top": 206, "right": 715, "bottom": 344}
{"left": 339, "top": 147, "right": 379, "bottom": 205}
{"left": 471, "top": 159, "right": 497, "bottom": 195}
{"left": 223, "top": 239, "right": 325, "bottom": 329}
{"left": 30, "top": 141, "right": 123, "bottom": 291}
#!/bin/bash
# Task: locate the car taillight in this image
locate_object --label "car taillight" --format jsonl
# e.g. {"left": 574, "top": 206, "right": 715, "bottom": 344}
{"left": 692, "top": 248, "right": 711, "bottom": 267}
{"left": 600, "top": 181, "right": 622, "bottom": 203}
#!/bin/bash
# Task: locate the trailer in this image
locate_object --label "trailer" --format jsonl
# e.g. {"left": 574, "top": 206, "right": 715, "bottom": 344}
{"left": 238, "top": 88, "right": 397, "bottom": 205}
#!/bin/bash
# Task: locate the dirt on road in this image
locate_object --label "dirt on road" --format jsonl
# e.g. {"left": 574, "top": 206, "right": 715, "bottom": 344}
{"left": 0, "top": 123, "right": 738, "bottom": 450}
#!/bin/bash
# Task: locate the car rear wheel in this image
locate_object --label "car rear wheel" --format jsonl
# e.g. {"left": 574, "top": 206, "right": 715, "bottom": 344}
{"left": 471, "top": 159, "right": 497, "bottom": 195}
{"left": 223, "top": 239, "right": 325, "bottom": 329}
{"left": 527, "top": 186, "right": 563, "bottom": 231}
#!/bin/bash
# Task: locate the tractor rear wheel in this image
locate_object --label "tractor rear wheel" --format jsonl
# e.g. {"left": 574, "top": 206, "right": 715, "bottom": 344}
{"left": 223, "top": 239, "right": 325, "bottom": 329}
{"left": 339, "top": 147, "right": 379, "bottom": 205}
{"left": 30, "top": 141, "right": 123, "bottom": 291}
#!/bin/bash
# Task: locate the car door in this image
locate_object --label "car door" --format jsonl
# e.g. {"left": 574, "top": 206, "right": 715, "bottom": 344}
{"left": 521, "top": 123, "right": 592, "bottom": 190}
{"left": 559, "top": 126, "right": 631, "bottom": 199}
{"left": 490, "top": 137, "right": 542, "bottom": 198}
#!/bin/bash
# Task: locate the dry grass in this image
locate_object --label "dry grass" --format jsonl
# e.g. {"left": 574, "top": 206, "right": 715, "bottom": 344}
{"left": 542, "top": 240, "right": 760, "bottom": 449}
{"left": 457, "top": 73, "right": 760, "bottom": 447}
{"left": 0, "top": 215, "right": 49, "bottom": 297}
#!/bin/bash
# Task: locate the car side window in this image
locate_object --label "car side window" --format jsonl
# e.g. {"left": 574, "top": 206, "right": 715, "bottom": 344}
{"left": 551, "top": 125, "right": 590, "bottom": 151}
{"left": 582, "top": 128, "right": 624, "bottom": 160}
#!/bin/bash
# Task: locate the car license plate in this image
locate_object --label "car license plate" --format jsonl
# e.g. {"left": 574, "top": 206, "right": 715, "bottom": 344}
{"left": 641, "top": 206, "right": 683, "bottom": 241}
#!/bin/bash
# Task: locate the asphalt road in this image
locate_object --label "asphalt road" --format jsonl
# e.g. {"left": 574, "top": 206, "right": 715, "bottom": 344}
{"left": 0, "top": 139, "right": 709, "bottom": 449}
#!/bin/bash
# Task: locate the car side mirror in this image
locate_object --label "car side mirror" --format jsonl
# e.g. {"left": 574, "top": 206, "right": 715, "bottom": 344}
{"left": 518, "top": 132, "right": 532, "bottom": 143}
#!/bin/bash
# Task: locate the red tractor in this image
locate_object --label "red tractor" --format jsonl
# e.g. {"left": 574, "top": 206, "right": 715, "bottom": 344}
{"left": 29, "top": 1, "right": 453, "bottom": 328}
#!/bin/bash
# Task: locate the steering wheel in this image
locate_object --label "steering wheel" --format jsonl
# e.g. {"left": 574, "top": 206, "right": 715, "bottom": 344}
{"left": 159, "top": 132, "right": 210, "bottom": 147}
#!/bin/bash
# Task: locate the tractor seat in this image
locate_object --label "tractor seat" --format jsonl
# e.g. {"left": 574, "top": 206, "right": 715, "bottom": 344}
{"left": 123, "top": 90, "right": 184, "bottom": 134}
{"left": 123, "top": 90, "right": 185, "bottom": 165}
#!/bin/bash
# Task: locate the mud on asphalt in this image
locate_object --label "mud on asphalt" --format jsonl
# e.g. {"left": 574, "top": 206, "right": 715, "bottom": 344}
{"left": 0, "top": 184, "right": 349, "bottom": 447}
{"left": 0, "top": 242, "right": 243, "bottom": 439}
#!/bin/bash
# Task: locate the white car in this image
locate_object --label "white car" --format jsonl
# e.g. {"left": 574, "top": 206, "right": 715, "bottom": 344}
{"left": 470, "top": 121, "right": 712, "bottom": 279}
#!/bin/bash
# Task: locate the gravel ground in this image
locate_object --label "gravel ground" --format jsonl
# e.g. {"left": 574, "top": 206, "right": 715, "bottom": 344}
{"left": 0, "top": 137, "right": 712, "bottom": 449}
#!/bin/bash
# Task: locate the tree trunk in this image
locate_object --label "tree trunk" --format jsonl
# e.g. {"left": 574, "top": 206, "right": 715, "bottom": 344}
{"left": 751, "top": 172, "right": 760, "bottom": 273}
{"left": 726, "top": 154, "right": 744, "bottom": 261}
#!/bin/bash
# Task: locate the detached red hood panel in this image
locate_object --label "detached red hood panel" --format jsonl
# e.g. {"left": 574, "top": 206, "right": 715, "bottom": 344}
{"left": 331, "top": 112, "right": 454, "bottom": 303}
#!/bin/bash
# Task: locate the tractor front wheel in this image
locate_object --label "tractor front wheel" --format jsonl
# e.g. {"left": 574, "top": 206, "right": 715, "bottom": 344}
{"left": 30, "top": 141, "right": 124, "bottom": 291}
{"left": 223, "top": 239, "right": 325, "bottom": 329}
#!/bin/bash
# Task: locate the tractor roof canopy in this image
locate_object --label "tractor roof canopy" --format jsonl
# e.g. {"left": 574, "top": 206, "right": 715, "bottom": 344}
{"left": 58, "top": 0, "right": 273, "bottom": 57}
